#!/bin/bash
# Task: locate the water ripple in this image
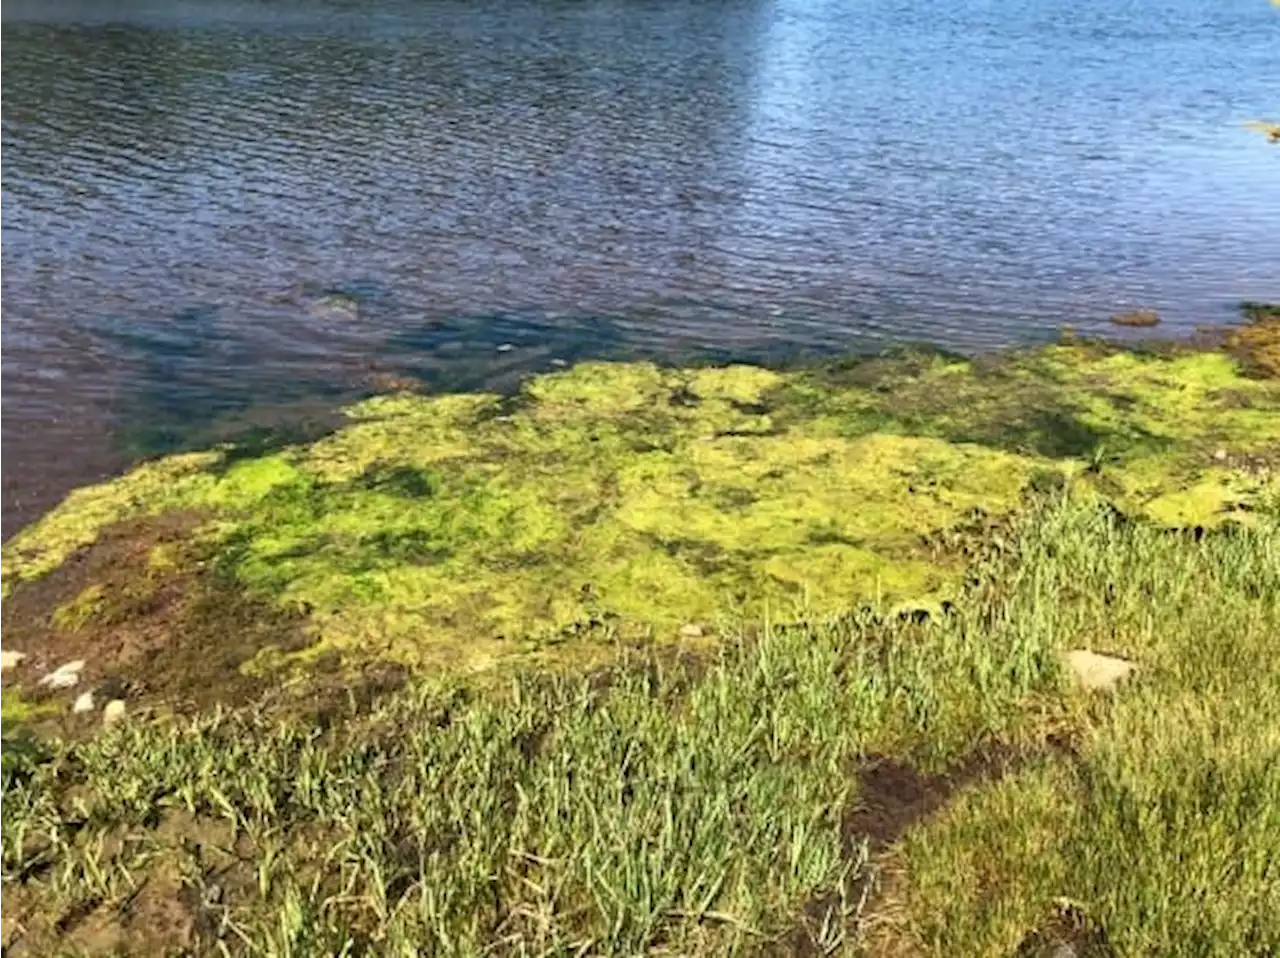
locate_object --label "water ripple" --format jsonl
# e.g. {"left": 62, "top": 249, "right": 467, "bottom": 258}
{"left": 3, "top": 0, "right": 1279, "bottom": 533}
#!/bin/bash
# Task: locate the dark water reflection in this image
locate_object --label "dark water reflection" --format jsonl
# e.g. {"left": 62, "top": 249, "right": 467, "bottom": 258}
{"left": 3, "top": 0, "right": 1278, "bottom": 534}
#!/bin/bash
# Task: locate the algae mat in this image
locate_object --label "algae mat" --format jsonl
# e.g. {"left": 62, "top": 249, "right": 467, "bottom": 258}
{"left": 3, "top": 341, "right": 1278, "bottom": 678}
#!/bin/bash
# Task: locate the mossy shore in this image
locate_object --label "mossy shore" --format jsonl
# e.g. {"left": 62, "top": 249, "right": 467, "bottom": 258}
{"left": 1, "top": 308, "right": 1278, "bottom": 956}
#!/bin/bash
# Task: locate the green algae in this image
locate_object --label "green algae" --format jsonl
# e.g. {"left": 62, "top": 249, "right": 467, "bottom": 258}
{"left": 0, "top": 686, "right": 30, "bottom": 727}
{"left": 51, "top": 584, "right": 108, "bottom": 632}
{"left": 1, "top": 452, "right": 222, "bottom": 597}
{"left": 3, "top": 342, "right": 1277, "bottom": 675}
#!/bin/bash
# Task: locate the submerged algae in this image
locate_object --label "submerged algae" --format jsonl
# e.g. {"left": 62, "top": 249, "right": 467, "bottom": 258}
{"left": 3, "top": 341, "right": 1278, "bottom": 676}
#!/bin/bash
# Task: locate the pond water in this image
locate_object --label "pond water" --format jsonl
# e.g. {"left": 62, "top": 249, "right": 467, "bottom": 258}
{"left": 3, "top": 0, "right": 1278, "bottom": 534}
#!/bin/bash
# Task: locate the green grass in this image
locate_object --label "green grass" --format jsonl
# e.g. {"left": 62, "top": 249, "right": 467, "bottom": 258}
{"left": 889, "top": 505, "right": 1280, "bottom": 957}
{"left": 4, "top": 499, "right": 1278, "bottom": 956}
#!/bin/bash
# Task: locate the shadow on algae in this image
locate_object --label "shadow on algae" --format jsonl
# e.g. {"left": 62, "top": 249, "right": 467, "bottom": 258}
{"left": 3, "top": 305, "right": 1277, "bottom": 685}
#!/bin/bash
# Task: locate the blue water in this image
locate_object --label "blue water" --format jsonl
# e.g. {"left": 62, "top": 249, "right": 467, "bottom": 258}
{"left": 2, "top": 0, "right": 1278, "bottom": 531}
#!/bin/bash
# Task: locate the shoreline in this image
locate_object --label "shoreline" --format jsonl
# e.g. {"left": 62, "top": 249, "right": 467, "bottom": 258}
{"left": 2, "top": 305, "right": 1277, "bottom": 701}
{"left": 1, "top": 304, "right": 1277, "bottom": 956}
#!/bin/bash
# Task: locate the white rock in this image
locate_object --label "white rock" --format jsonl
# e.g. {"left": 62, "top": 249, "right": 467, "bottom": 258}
{"left": 678, "top": 623, "right": 704, "bottom": 639}
{"left": 102, "top": 700, "right": 127, "bottom": 726}
{"left": 0, "top": 650, "right": 27, "bottom": 673}
{"left": 37, "top": 659, "right": 88, "bottom": 689}
{"left": 72, "top": 691, "right": 96, "bottom": 714}
{"left": 1213, "top": 449, "right": 1228, "bottom": 462}
{"left": 1064, "top": 650, "right": 1137, "bottom": 691}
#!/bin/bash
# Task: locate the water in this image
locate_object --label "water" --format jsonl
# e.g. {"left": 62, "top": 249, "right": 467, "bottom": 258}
{"left": 3, "top": 0, "right": 1278, "bottom": 535}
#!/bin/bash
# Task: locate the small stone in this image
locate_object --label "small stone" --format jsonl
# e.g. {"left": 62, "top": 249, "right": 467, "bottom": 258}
{"left": 679, "top": 624, "right": 704, "bottom": 639}
{"left": 1213, "top": 449, "right": 1228, "bottom": 461}
{"left": 72, "top": 691, "right": 96, "bottom": 714}
{"left": 0, "top": 650, "right": 26, "bottom": 673}
{"left": 1064, "top": 650, "right": 1136, "bottom": 691}
{"left": 38, "top": 659, "right": 87, "bottom": 688}
{"left": 102, "top": 699, "right": 127, "bottom": 726}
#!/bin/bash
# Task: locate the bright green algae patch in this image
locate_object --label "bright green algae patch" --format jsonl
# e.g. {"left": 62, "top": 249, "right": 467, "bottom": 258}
{"left": 4, "top": 344, "right": 1278, "bottom": 671}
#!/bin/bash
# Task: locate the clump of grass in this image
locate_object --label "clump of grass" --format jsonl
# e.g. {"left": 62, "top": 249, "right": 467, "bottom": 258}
{"left": 885, "top": 504, "right": 1280, "bottom": 957}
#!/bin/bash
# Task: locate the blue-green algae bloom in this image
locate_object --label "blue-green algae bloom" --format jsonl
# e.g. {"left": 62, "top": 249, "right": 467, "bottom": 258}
{"left": 3, "top": 336, "right": 1278, "bottom": 677}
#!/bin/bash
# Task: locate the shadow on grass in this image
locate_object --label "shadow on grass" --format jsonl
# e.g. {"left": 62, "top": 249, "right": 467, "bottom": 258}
{"left": 0, "top": 717, "right": 46, "bottom": 783}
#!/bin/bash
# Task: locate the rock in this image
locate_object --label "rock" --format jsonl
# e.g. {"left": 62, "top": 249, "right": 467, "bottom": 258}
{"left": 72, "top": 691, "right": 96, "bottom": 714}
{"left": 679, "top": 623, "right": 704, "bottom": 639}
{"left": 497, "top": 343, "right": 515, "bottom": 352}
{"left": 39, "top": 670, "right": 80, "bottom": 689}
{"left": 1110, "top": 308, "right": 1161, "bottom": 328}
{"left": 0, "top": 649, "right": 26, "bottom": 673}
{"left": 102, "top": 699, "right": 127, "bottom": 726}
{"left": 1213, "top": 448, "right": 1228, "bottom": 461}
{"left": 1064, "top": 649, "right": 1136, "bottom": 691}
{"left": 38, "top": 660, "right": 87, "bottom": 689}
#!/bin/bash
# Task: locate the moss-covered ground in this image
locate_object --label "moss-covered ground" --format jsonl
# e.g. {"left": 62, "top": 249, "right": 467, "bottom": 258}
{"left": 1, "top": 309, "right": 1278, "bottom": 955}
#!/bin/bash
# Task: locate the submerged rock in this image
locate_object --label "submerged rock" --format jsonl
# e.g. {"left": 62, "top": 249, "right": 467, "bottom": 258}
{"left": 307, "top": 292, "right": 360, "bottom": 321}
{"left": 1064, "top": 650, "right": 1137, "bottom": 692}
{"left": 1110, "top": 308, "right": 1160, "bottom": 328}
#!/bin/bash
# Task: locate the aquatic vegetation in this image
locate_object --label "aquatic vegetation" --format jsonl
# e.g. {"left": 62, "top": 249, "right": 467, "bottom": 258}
{"left": 0, "top": 451, "right": 221, "bottom": 595}
{"left": 1229, "top": 301, "right": 1280, "bottom": 378}
{"left": 50, "top": 584, "right": 107, "bottom": 632}
{"left": 3, "top": 337, "right": 1277, "bottom": 678}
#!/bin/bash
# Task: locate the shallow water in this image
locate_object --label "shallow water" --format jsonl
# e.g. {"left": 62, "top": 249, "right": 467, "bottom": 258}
{"left": 3, "top": 0, "right": 1278, "bottom": 534}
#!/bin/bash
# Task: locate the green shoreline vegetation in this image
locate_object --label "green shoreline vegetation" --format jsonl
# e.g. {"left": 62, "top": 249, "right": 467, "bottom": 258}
{"left": 1, "top": 307, "right": 1278, "bottom": 955}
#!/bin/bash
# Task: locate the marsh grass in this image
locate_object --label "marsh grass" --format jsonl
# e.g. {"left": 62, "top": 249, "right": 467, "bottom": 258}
{"left": 3, "top": 500, "right": 1278, "bottom": 956}
{"left": 885, "top": 505, "right": 1280, "bottom": 957}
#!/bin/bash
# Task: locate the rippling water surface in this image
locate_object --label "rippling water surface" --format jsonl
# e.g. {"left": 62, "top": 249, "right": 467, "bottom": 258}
{"left": 3, "top": 0, "right": 1278, "bottom": 533}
